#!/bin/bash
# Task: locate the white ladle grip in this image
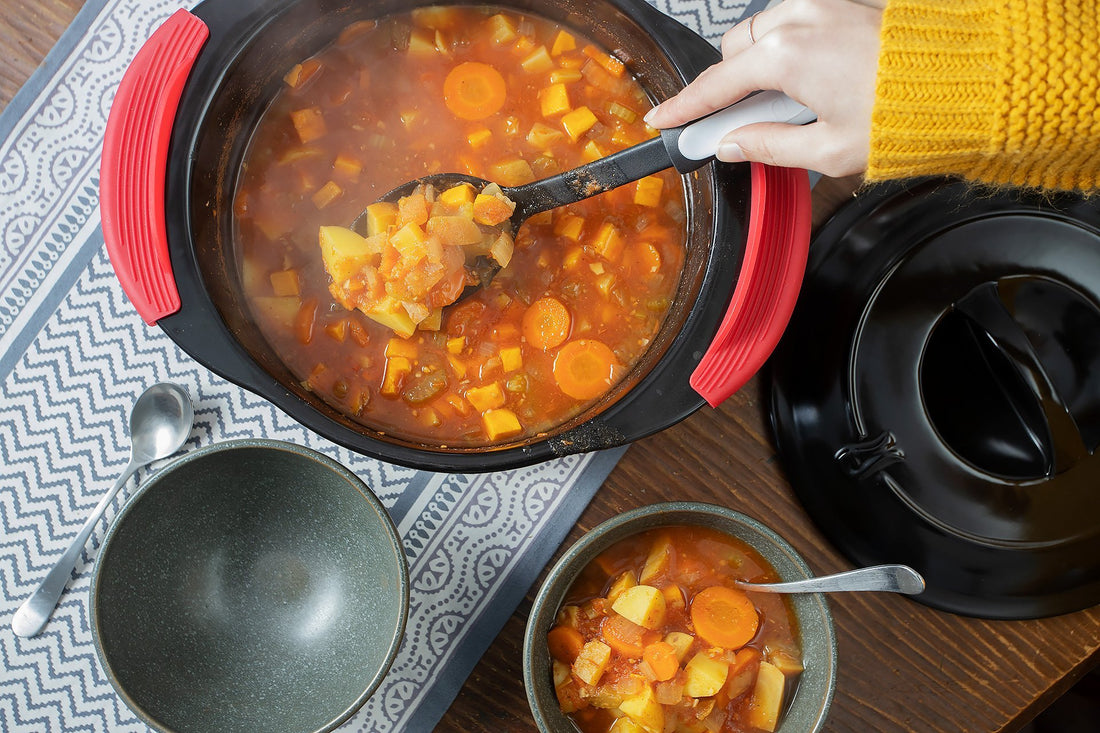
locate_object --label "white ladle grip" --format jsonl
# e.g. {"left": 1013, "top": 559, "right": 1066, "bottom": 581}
{"left": 674, "top": 91, "right": 816, "bottom": 163}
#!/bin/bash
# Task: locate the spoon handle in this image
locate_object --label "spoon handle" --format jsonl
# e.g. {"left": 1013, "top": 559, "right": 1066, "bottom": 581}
{"left": 11, "top": 458, "right": 140, "bottom": 638}
{"left": 736, "top": 564, "right": 926, "bottom": 595}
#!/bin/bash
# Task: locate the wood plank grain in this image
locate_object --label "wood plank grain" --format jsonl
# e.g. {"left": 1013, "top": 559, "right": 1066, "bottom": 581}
{"left": 0, "top": 0, "right": 81, "bottom": 111}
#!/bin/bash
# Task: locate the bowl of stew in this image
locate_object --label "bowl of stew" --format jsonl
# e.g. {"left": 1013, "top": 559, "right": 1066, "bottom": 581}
{"left": 101, "top": 0, "right": 811, "bottom": 472}
{"left": 523, "top": 503, "right": 837, "bottom": 733}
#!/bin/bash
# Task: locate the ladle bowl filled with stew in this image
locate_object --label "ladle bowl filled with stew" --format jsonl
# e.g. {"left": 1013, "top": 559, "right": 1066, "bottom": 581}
{"left": 101, "top": 0, "right": 811, "bottom": 472}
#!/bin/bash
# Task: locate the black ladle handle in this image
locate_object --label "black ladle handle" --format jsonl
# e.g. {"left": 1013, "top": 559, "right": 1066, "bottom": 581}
{"left": 506, "top": 91, "right": 815, "bottom": 223}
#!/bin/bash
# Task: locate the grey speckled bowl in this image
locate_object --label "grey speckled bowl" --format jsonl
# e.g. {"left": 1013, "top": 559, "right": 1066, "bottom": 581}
{"left": 90, "top": 439, "right": 408, "bottom": 733}
{"left": 523, "top": 502, "right": 837, "bottom": 732}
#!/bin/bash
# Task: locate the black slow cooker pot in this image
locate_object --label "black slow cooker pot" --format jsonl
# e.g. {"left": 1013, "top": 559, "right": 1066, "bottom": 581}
{"left": 100, "top": 0, "right": 811, "bottom": 472}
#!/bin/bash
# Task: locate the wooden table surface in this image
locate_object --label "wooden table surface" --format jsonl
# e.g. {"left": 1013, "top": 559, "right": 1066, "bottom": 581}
{"left": 5, "top": 2, "right": 1099, "bottom": 731}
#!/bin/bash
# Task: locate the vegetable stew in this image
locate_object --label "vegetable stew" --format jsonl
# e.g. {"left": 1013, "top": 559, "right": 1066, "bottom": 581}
{"left": 234, "top": 5, "right": 687, "bottom": 446}
{"left": 320, "top": 182, "right": 516, "bottom": 337}
{"left": 548, "top": 526, "right": 804, "bottom": 733}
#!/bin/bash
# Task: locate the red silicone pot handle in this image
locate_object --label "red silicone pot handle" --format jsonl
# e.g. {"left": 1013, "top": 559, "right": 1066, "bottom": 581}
{"left": 100, "top": 9, "right": 208, "bottom": 326}
{"left": 690, "top": 163, "right": 812, "bottom": 407}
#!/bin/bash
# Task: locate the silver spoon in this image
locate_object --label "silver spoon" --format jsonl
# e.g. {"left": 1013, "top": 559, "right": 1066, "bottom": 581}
{"left": 735, "top": 564, "right": 926, "bottom": 595}
{"left": 10, "top": 382, "right": 194, "bottom": 638}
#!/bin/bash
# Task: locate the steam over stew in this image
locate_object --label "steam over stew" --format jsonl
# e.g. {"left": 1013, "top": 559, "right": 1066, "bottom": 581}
{"left": 549, "top": 527, "right": 803, "bottom": 733}
{"left": 234, "top": 6, "right": 686, "bottom": 446}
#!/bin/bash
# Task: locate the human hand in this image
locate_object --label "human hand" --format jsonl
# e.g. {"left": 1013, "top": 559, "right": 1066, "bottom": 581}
{"left": 644, "top": 0, "right": 885, "bottom": 177}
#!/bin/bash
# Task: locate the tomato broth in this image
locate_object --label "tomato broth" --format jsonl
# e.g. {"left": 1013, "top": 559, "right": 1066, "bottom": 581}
{"left": 234, "top": 5, "right": 687, "bottom": 446}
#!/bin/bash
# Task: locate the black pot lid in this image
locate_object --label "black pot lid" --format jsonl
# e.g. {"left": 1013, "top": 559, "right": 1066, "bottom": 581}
{"left": 769, "top": 178, "right": 1100, "bottom": 619}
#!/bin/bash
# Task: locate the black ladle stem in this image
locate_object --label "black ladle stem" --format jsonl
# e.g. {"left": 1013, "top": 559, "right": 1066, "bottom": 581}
{"left": 353, "top": 91, "right": 815, "bottom": 290}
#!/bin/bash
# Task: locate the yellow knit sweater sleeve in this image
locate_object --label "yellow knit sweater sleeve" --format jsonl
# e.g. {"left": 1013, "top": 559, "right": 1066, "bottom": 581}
{"left": 868, "top": 0, "right": 1100, "bottom": 191}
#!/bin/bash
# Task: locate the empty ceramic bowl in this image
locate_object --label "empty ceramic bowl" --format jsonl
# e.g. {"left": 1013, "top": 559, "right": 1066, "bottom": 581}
{"left": 89, "top": 439, "right": 408, "bottom": 733}
{"left": 523, "top": 502, "right": 837, "bottom": 732}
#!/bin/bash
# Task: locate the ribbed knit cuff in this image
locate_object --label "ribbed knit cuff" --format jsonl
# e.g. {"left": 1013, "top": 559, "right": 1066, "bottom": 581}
{"left": 868, "top": 0, "right": 1100, "bottom": 191}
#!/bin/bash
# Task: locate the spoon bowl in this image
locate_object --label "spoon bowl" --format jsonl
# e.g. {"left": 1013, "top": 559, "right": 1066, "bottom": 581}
{"left": 735, "top": 564, "right": 926, "bottom": 595}
{"left": 129, "top": 382, "right": 197, "bottom": 463}
{"left": 10, "top": 382, "right": 194, "bottom": 637}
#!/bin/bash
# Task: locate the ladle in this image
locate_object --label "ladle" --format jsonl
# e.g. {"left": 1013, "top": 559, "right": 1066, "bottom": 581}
{"left": 353, "top": 91, "right": 814, "bottom": 292}
{"left": 10, "top": 382, "right": 194, "bottom": 637}
{"left": 734, "top": 564, "right": 926, "bottom": 595}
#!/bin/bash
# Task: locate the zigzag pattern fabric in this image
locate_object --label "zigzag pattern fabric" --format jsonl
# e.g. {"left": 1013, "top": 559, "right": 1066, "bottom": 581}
{"left": 0, "top": 0, "right": 764, "bottom": 730}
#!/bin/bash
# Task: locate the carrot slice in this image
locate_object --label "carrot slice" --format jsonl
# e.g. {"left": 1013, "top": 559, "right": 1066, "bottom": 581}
{"left": 553, "top": 339, "right": 619, "bottom": 400}
{"left": 522, "top": 297, "right": 571, "bottom": 349}
{"left": 642, "top": 641, "right": 679, "bottom": 682}
{"left": 690, "top": 586, "right": 759, "bottom": 649}
{"left": 547, "top": 625, "right": 585, "bottom": 664}
{"left": 444, "top": 62, "right": 507, "bottom": 120}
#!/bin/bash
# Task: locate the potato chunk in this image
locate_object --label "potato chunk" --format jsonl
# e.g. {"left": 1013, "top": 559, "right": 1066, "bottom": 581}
{"left": 639, "top": 533, "right": 671, "bottom": 583}
{"left": 366, "top": 296, "right": 417, "bottom": 339}
{"left": 319, "top": 226, "right": 381, "bottom": 284}
{"left": 617, "top": 682, "right": 664, "bottom": 733}
{"left": 612, "top": 585, "right": 666, "bottom": 630}
{"left": 572, "top": 640, "right": 611, "bottom": 685}
{"left": 552, "top": 660, "right": 570, "bottom": 687}
{"left": 683, "top": 652, "right": 729, "bottom": 698}
{"left": 662, "top": 631, "right": 694, "bottom": 662}
{"left": 606, "top": 570, "right": 638, "bottom": 604}
{"left": 746, "top": 660, "right": 786, "bottom": 732}
{"left": 767, "top": 647, "right": 805, "bottom": 675}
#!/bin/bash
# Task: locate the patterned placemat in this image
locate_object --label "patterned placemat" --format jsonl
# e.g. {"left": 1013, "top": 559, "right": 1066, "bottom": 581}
{"left": 0, "top": 0, "right": 766, "bottom": 730}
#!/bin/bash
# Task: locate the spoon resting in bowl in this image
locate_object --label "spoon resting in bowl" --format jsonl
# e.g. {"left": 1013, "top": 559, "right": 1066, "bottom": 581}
{"left": 734, "top": 564, "right": 926, "bottom": 595}
{"left": 321, "top": 91, "right": 814, "bottom": 337}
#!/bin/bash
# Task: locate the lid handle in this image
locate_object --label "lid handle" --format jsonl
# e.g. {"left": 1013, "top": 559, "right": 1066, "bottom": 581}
{"left": 835, "top": 430, "right": 905, "bottom": 479}
{"left": 955, "top": 282, "right": 1088, "bottom": 473}
{"left": 100, "top": 9, "right": 208, "bottom": 325}
{"left": 690, "top": 163, "right": 812, "bottom": 406}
